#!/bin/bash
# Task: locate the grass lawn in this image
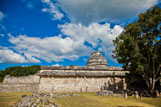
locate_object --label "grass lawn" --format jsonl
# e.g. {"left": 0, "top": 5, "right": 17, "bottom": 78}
{"left": 130, "top": 96, "right": 161, "bottom": 107}
{"left": 0, "top": 92, "right": 160, "bottom": 107}
{"left": 55, "top": 92, "right": 161, "bottom": 107}
{"left": 0, "top": 92, "right": 32, "bottom": 107}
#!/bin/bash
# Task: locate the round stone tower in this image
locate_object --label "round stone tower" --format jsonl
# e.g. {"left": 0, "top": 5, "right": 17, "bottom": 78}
{"left": 86, "top": 51, "right": 108, "bottom": 68}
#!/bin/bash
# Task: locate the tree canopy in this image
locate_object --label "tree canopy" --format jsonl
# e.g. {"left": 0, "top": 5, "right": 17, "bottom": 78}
{"left": 113, "top": 6, "right": 161, "bottom": 91}
{"left": 0, "top": 65, "right": 40, "bottom": 82}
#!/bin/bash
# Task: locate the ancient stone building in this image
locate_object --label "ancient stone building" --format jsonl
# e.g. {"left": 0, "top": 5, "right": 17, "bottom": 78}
{"left": 0, "top": 51, "right": 129, "bottom": 92}
{"left": 87, "top": 51, "right": 108, "bottom": 67}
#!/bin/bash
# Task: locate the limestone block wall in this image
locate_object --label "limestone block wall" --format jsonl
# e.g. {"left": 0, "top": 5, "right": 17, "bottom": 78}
{"left": 39, "top": 76, "right": 125, "bottom": 92}
{"left": 0, "top": 83, "right": 39, "bottom": 92}
{"left": 3, "top": 75, "right": 40, "bottom": 84}
{"left": 0, "top": 75, "right": 40, "bottom": 92}
{"left": 0, "top": 72, "right": 127, "bottom": 92}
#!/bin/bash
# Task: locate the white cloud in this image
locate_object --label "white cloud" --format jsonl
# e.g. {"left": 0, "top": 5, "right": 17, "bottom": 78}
{"left": 6, "top": 22, "right": 123, "bottom": 63}
{"left": 26, "top": 2, "right": 34, "bottom": 9}
{"left": 58, "top": 0, "right": 158, "bottom": 25}
{"left": 0, "top": 11, "right": 4, "bottom": 22}
{"left": 0, "top": 47, "right": 40, "bottom": 64}
{"left": 59, "top": 22, "right": 123, "bottom": 61}
{"left": 41, "top": 0, "right": 64, "bottom": 20}
{"left": 0, "top": 11, "right": 6, "bottom": 32}
{"left": 0, "top": 34, "right": 5, "bottom": 37}
{"left": 52, "top": 63, "right": 61, "bottom": 66}
{"left": 9, "top": 35, "right": 93, "bottom": 62}
{"left": 83, "top": 58, "right": 87, "bottom": 62}
{"left": 101, "top": 25, "right": 123, "bottom": 61}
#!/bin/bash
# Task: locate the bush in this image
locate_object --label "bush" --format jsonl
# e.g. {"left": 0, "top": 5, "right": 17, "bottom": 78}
{"left": 0, "top": 70, "right": 5, "bottom": 82}
{"left": 0, "top": 65, "right": 40, "bottom": 82}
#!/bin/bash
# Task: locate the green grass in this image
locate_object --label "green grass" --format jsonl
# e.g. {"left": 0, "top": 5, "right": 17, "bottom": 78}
{"left": 55, "top": 92, "right": 160, "bottom": 107}
{"left": 0, "top": 92, "right": 32, "bottom": 107}
{"left": 0, "top": 92, "right": 160, "bottom": 107}
{"left": 130, "top": 96, "right": 161, "bottom": 107}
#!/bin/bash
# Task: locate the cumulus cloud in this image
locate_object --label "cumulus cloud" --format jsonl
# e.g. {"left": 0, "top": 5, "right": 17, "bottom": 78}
{"left": 0, "top": 47, "right": 40, "bottom": 64}
{"left": 41, "top": 0, "right": 64, "bottom": 20}
{"left": 5, "top": 22, "right": 123, "bottom": 63}
{"left": 59, "top": 23, "right": 123, "bottom": 61}
{"left": 58, "top": 0, "right": 158, "bottom": 25}
{"left": 101, "top": 25, "right": 123, "bottom": 61}
{"left": 9, "top": 35, "right": 93, "bottom": 62}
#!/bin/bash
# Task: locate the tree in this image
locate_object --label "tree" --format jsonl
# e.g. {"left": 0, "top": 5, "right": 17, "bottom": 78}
{"left": 0, "top": 65, "right": 41, "bottom": 82}
{"left": 113, "top": 6, "right": 161, "bottom": 91}
{"left": 0, "top": 70, "right": 5, "bottom": 82}
{"left": 6, "top": 65, "right": 41, "bottom": 76}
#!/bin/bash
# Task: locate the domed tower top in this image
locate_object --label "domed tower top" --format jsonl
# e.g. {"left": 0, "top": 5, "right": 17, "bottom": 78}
{"left": 86, "top": 51, "right": 108, "bottom": 68}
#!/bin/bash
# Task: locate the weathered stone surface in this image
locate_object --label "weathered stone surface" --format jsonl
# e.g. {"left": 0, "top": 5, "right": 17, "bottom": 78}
{"left": 0, "top": 75, "right": 39, "bottom": 92}
{"left": 15, "top": 92, "right": 79, "bottom": 107}
{"left": 39, "top": 76, "right": 125, "bottom": 92}
{"left": 0, "top": 83, "right": 39, "bottom": 92}
{"left": 3, "top": 75, "right": 40, "bottom": 84}
{"left": 38, "top": 70, "right": 128, "bottom": 77}
{"left": 96, "top": 90, "right": 113, "bottom": 96}
{"left": 40, "top": 66, "right": 123, "bottom": 71}
{"left": 155, "top": 90, "right": 160, "bottom": 97}
{"left": 95, "top": 81, "right": 126, "bottom": 97}
{"left": 0, "top": 51, "right": 128, "bottom": 93}
{"left": 135, "top": 91, "right": 139, "bottom": 98}
{"left": 40, "top": 51, "right": 123, "bottom": 71}
{"left": 124, "top": 92, "right": 128, "bottom": 98}
{"left": 122, "top": 90, "right": 128, "bottom": 98}
{"left": 87, "top": 51, "right": 108, "bottom": 67}
{"left": 15, "top": 93, "right": 58, "bottom": 107}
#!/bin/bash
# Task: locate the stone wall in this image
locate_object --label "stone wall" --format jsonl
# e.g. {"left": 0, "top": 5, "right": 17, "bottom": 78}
{"left": 0, "top": 71, "right": 127, "bottom": 92}
{"left": 39, "top": 76, "right": 125, "bottom": 92}
{"left": 38, "top": 70, "right": 128, "bottom": 77}
{"left": 3, "top": 75, "right": 40, "bottom": 84}
{"left": 0, "top": 83, "right": 39, "bottom": 92}
{"left": 41, "top": 66, "right": 123, "bottom": 71}
{"left": 0, "top": 75, "right": 40, "bottom": 92}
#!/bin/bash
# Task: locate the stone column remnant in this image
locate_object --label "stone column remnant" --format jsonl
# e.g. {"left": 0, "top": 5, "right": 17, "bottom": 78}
{"left": 122, "top": 90, "right": 128, "bottom": 98}
{"left": 139, "top": 92, "right": 142, "bottom": 99}
{"left": 135, "top": 91, "right": 139, "bottom": 98}
{"left": 123, "top": 78, "right": 127, "bottom": 90}
{"left": 100, "top": 86, "right": 103, "bottom": 92}
{"left": 86, "top": 86, "right": 88, "bottom": 92}
{"left": 155, "top": 90, "right": 159, "bottom": 97}
{"left": 124, "top": 92, "right": 128, "bottom": 98}
{"left": 80, "top": 88, "right": 82, "bottom": 92}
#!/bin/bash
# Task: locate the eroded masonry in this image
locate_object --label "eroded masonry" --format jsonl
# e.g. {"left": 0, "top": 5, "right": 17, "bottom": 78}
{"left": 0, "top": 51, "right": 129, "bottom": 92}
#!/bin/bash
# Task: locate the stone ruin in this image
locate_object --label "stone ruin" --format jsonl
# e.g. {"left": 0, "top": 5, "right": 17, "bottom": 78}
{"left": 40, "top": 51, "right": 122, "bottom": 71}
{"left": 14, "top": 92, "right": 79, "bottom": 107}
{"left": 0, "top": 51, "right": 129, "bottom": 93}
{"left": 86, "top": 51, "right": 108, "bottom": 68}
{"left": 95, "top": 80, "right": 127, "bottom": 98}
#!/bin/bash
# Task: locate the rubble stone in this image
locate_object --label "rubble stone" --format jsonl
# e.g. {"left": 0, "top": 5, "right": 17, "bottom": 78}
{"left": 15, "top": 92, "right": 79, "bottom": 107}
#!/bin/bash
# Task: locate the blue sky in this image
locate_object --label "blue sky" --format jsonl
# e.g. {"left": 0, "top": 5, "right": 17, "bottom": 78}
{"left": 0, "top": 0, "right": 160, "bottom": 70}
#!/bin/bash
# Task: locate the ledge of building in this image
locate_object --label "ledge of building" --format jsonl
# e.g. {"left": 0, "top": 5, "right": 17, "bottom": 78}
{"left": 38, "top": 70, "right": 129, "bottom": 77}
{"left": 41, "top": 66, "right": 123, "bottom": 71}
